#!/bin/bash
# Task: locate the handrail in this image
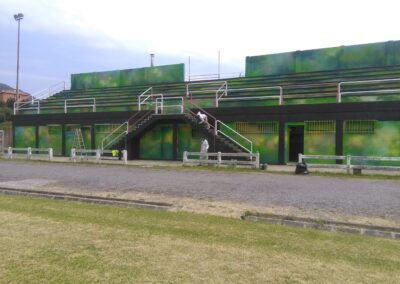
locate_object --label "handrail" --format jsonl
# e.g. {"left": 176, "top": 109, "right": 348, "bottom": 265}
{"left": 216, "top": 120, "right": 253, "bottom": 153}
{"left": 299, "top": 153, "right": 400, "bottom": 173}
{"left": 100, "top": 110, "right": 155, "bottom": 152}
{"left": 185, "top": 100, "right": 218, "bottom": 134}
{"left": 187, "top": 72, "right": 243, "bottom": 81}
{"left": 101, "top": 122, "right": 128, "bottom": 152}
{"left": 156, "top": 96, "right": 184, "bottom": 114}
{"left": 128, "top": 110, "right": 155, "bottom": 132}
{"left": 14, "top": 81, "right": 67, "bottom": 114}
{"left": 337, "top": 78, "right": 400, "bottom": 102}
{"left": 186, "top": 81, "right": 228, "bottom": 99}
{"left": 64, "top": 98, "right": 96, "bottom": 113}
{"left": 138, "top": 87, "right": 163, "bottom": 113}
{"left": 215, "top": 82, "right": 228, "bottom": 107}
{"left": 219, "top": 86, "right": 283, "bottom": 106}
{"left": 185, "top": 100, "right": 253, "bottom": 153}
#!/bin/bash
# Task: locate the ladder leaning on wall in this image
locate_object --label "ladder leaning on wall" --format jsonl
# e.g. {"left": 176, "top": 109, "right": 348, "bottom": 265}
{"left": 72, "top": 128, "right": 86, "bottom": 159}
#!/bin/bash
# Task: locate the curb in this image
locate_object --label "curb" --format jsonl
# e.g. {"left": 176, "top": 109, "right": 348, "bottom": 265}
{"left": 0, "top": 187, "right": 172, "bottom": 211}
{"left": 241, "top": 213, "right": 400, "bottom": 239}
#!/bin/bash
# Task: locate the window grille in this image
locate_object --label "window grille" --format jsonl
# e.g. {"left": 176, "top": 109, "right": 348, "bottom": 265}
{"left": 344, "top": 120, "right": 375, "bottom": 134}
{"left": 235, "top": 121, "right": 278, "bottom": 134}
{"left": 305, "top": 121, "right": 335, "bottom": 134}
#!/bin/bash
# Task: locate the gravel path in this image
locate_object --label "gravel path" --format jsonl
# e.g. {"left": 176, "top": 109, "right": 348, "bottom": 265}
{"left": 1, "top": 160, "right": 399, "bottom": 221}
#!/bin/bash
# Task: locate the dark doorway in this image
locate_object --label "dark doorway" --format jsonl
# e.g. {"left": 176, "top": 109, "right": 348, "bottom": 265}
{"left": 289, "top": 126, "right": 304, "bottom": 162}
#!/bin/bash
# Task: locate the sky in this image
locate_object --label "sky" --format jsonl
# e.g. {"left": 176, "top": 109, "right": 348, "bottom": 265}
{"left": 1, "top": 0, "right": 400, "bottom": 94}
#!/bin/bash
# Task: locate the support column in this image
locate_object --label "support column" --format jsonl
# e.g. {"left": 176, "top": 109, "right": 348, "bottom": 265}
{"left": 278, "top": 120, "right": 285, "bottom": 165}
{"left": 35, "top": 125, "right": 39, "bottom": 149}
{"left": 61, "top": 124, "right": 66, "bottom": 156}
{"left": 172, "top": 123, "right": 178, "bottom": 160}
{"left": 91, "top": 124, "right": 96, "bottom": 150}
{"left": 335, "top": 120, "right": 343, "bottom": 164}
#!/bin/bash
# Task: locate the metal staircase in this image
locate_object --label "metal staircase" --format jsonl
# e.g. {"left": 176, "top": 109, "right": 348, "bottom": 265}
{"left": 101, "top": 91, "right": 253, "bottom": 155}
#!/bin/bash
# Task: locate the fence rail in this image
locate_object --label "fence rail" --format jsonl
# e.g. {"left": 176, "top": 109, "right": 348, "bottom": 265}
{"left": 298, "top": 153, "right": 400, "bottom": 173}
{"left": 3, "top": 147, "right": 53, "bottom": 160}
{"left": 183, "top": 151, "right": 259, "bottom": 168}
{"left": 71, "top": 148, "right": 127, "bottom": 164}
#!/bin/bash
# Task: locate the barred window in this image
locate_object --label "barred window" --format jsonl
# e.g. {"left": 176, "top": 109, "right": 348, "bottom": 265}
{"left": 235, "top": 121, "right": 278, "bottom": 134}
{"left": 344, "top": 120, "right": 375, "bottom": 134}
{"left": 305, "top": 121, "right": 335, "bottom": 134}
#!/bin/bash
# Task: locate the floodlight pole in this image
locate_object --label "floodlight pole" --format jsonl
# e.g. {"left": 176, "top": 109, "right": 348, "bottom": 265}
{"left": 14, "top": 13, "right": 24, "bottom": 104}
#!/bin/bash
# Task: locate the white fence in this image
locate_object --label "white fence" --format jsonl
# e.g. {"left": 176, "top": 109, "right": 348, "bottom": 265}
{"left": 0, "top": 130, "right": 4, "bottom": 154}
{"left": 183, "top": 151, "right": 259, "bottom": 168}
{"left": 71, "top": 148, "right": 127, "bottom": 164}
{"left": 298, "top": 153, "right": 400, "bottom": 173}
{"left": 2, "top": 147, "right": 53, "bottom": 160}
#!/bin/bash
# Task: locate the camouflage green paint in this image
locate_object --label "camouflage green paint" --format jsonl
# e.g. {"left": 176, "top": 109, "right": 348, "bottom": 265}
{"left": 139, "top": 124, "right": 173, "bottom": 160}
{"left": 176, "top": 123, "right": 205, "bottom": 159}
{"left": 64, "top": 125, "right": 92, "bottom": 156}
{"left": 343, "top": 121, "right": 400, "bottom": 166}
{"left": 14, "top": 126, "right": 36, "bottom": 148}
{"left": 71, "top": 64, "right": 184, "bottom": 90}
{"left": 38, "top": 125, "right": 62, "bottom": 155}
{"left": 246, "top": 40, "right": 400, "bottom": 76}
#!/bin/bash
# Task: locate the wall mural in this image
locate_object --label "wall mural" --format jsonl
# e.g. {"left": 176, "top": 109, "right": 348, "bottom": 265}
{"left": 246, "top": 40, "right": 400, "bottom": 76}
{"left": 71, "top": 64, "right": 185, "bottom": 90}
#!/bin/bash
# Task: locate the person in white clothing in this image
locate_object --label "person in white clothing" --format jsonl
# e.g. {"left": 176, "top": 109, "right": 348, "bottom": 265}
{"left": 197, "top": 111, "right": 209, "bottom": 129}
{"left": 200, "top": 137, "right": 209, "bottom": 164}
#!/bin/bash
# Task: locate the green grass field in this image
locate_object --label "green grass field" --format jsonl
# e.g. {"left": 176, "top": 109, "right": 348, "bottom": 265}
{"left": 0, "top": 194, "right": 399, "bottom": 283}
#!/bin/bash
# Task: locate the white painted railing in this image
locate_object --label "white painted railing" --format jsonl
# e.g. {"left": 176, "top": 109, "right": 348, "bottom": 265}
{"left": 64, "top": 98, "right": 96, "bottom": 113}
{"left": 298, "top": 153, "right": 400, "bottom": 173}
{"left": 218, "top": 86, "right": 283, "bottom": 105}
{"left": 0, "top": 130, "right": 4, "bottom": 155}
{"left": 71, "top": 148, "right": 127, "bottom": 164}
{"left": 14, "top": 81, "right": 67, "bottom": 114}
{"left": 4, "top": 147, "right": 53, "bottom": 160}
{"left": 337, "top": 78, "right": 400, "bottom": 102}
{"left": 101, "top": 122, "right": 128, "bottom": 152}
{"left": 183, "top": 151, "right": 259, "bottom": 168}
{"left": 216, "top": 120, "right": 253, "bottom": 153}
{"left": 156, "top": 96, "right": 184, "bottom": 114}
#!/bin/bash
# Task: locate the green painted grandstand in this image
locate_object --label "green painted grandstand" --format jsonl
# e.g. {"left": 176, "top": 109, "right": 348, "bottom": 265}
{"left": 11, "top": 40, "right": 400, "bottom": 164}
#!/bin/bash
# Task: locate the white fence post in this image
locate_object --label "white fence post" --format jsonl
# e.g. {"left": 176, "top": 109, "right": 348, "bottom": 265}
{"left": 48, "top": 148, "right": 53, "bottom": 161}
{"left": 298, "top": 153, "right": 303, "bottom": 163}
{"left": 122, "top": 150, "right": 128, "bottom": 165}
{"left": 27, "top": 147, "right": 32, "bottom": 159}
{"left": 7, "top": 147, "right": 12, "bottom": 159}
{"left": 71, "top": 148, "right": 76, "bottom": 162}
{"left": 217, "top": 152, "right": 222, "bottom": 166}
{"left": 255, "top": 152, "right": 260, "bottom": 168}
{"left": 96, "top": 149, "right": 101, "bottom": 162}
{"left": 346, "top": 155, "right": 351, "bottom": 174}
{"left": 183, "top": 151, "right": 188, "bottom": 164}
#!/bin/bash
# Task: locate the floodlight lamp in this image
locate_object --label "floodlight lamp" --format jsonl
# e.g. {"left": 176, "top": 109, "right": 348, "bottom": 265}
{"left": 14, "top": 13, "right": 24, "bottom": 21}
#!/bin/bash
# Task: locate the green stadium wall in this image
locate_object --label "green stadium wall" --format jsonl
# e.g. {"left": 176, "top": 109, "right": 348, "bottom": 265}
{"left": 246, "top": 40, "right": 400, "bottom": 77}
{"left": 71, "top": 64, "right": 185, "bottom": 90}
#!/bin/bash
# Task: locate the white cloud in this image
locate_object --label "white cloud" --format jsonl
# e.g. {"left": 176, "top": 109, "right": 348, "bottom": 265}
{"left": 2, "top": 0, "right": 400, "bottom": 74}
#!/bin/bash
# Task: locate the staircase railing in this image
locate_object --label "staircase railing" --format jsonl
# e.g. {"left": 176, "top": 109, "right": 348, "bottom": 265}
{"left": 138, "top": 87, "right": 164, "bottom": 113}
{"left": 215, "top": 81, "right": 228, "bottom": 107}
{"left": 216, "top": 120, "right": 253, "bottom": 153}
{"left": 100, "top": 110, "right": 155, "bottom": 152}
{"left": 185, "top": 100, "right": 253, "bottom": 153}
{"left": 14, "top": 81, "right": 67, "bottom": 114}
{"left": 156, "top": 96, "right": 184, "bottom": 114}
{"left": 101, "top": 122, "right": 128, "bottom": 152}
